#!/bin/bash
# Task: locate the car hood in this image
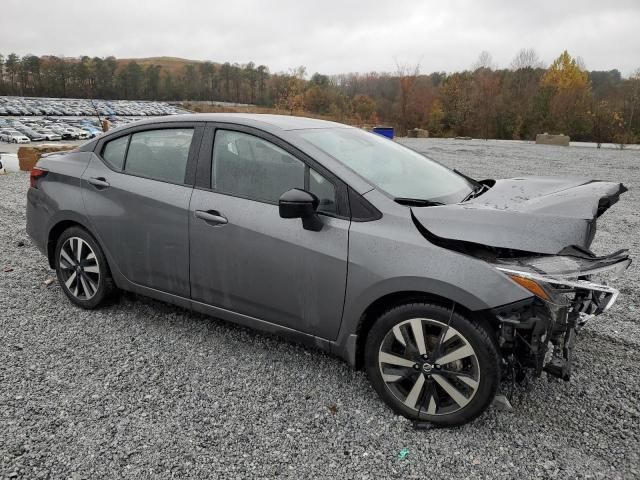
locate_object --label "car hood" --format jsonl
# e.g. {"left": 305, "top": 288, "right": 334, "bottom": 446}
{"left": 411, "top": 176, "right": 627, "bottom": 254}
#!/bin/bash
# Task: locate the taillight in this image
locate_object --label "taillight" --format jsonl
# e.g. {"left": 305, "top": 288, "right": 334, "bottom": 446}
{"left": 30, "top": 167, "right": 47, "bottom": 188}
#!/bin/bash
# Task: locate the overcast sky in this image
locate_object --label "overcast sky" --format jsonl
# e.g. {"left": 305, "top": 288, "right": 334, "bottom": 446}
{"left": 2, "top": 0, "right": 639, "bottom": 76}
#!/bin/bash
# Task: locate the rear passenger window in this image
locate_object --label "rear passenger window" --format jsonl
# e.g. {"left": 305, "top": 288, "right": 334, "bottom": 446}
{"left": 101, "top": 135, "right": 128, "bottom": 170}
{"left": 213, "top": 130, "right": 305, "bottom": 203}
{"left": 124, "top": 128, "right": 194, "bottom": 184}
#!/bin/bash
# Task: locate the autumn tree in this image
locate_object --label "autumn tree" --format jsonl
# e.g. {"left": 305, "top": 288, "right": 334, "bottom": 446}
{"left": 498, "top": 50, "right": 546, "bottom": 139}
{"left": 304, "top": 85, "right": 334, "bottom": 114}
{"left": 510, "top": 48, "right": 543, "bottom": 70}
{"left": 352, "top": 94, "right": 376, "bottom": 122}
{"left": 245, "top": 62, "right": 257, "bottom": 104}
{"left": 0, "top": 54, "right": 4, "bottom": 94}
{"left": 472, "top": 69, "right": 501, "bottom": 139}
{"left": 274, "top": 66, "right": 306, "bottom": 114}
{"left": 145, "top": 64, "right": 161, "bottom": 100}
{"left": 198, "top": 61, "right": 216, "bottom": 100}
{"left": 473, "top": 51, "right": 495, "bottom": 71}
{"left": 588, "top": 100, "right": 614, "bottom": 147}
{"left": 5, "top": 53, "right": 20, "bottom": 93}
{"left": 220, "top": 62, "right": 232, "bottom": 101}
{"left": 625, "top": 70, "right": 640, "bottom": 132}
{"left": 440, "top": 72, "right": 474, "bottom": 136}
{"left": 256, "top": 65, "right": 269, "bottom": 104}
{"left": 470, "top": 52, "right": 501, "bottom": 138}
{"left": 395, "top": 61, "right": 420, "bottom": 134}
{"left": 542, "top": 50, "right": 592, "bottom": 137}
{"left": 428, "top": 98, "right": 444, "bottom": 136}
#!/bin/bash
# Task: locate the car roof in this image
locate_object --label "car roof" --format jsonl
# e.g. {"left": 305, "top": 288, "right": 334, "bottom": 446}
{"left": 106, "top": 113, "right": 350, "bottom": 132}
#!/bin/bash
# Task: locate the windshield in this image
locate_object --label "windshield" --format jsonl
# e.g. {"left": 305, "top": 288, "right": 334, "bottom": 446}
{"left": 297, "top": 128, "right": 472, "bottom": 204}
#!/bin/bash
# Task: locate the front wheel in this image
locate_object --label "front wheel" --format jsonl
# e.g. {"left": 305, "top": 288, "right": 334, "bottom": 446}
{"left": 364, "top": 302, "right": 500, "bottom": 426}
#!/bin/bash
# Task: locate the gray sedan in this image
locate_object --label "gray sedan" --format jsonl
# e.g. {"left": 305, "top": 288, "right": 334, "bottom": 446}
{"left": 26, "top": 114, "right": 630, "bottom": 426}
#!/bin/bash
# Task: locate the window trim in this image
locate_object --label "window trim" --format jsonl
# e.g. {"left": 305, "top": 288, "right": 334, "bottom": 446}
{"left": 195, "top": 122, "right": 350, "bottom": 219}
{"left": 100, "top": 133, "right": 130, "bottom": 171}
{"left": 93, "top": 122, "right": 204, "bottom": 186}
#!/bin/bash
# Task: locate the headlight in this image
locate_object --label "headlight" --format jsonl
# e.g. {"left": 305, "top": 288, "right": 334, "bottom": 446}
{"left": 494, "top": 251, "right": 630, "bottom": 316}
{"left": 497, "top": 266, "right": 621, "bottom": 313}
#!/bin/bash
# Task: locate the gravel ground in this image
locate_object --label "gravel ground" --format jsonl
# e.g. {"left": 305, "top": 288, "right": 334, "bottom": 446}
{"left": 1, "top": 139, "right": 639, "bottom": 479}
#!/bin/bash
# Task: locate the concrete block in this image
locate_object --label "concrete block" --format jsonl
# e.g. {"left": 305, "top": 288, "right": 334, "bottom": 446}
{"left": 536, "top": 133, "right": 570, "bottom": 146}
{"left": 17, "top": 144, "right": 77, "bottom": 171}
{"left": 408, "top": 128, "right": 429, "bottom": 138}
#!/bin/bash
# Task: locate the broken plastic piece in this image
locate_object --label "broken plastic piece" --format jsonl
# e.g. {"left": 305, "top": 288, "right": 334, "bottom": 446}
{"left": 492, "top": 394, "right": 514, "bottom": 412}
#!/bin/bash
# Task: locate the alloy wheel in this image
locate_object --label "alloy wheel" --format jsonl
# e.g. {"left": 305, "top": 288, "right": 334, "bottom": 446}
{"left": 378, "top": 318, "right": 480, "bottom": 416}
{"left": 58, "top": 237, "right": 101, "bottom": 300}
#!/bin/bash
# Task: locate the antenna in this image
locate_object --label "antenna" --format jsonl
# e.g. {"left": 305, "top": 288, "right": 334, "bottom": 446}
{"left": 91, "top": 99, "right": 110, "bottom": 133}
{"left": 90, "top": 99, "right": 102, "bottom": 124}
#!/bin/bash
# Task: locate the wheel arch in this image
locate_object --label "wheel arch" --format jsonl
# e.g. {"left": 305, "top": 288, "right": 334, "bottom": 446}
{"left": 350, "top": 290, "right": 496, "bottom": 370}
{"left": 46, "top": 214, "right": 98, "bottom": 269}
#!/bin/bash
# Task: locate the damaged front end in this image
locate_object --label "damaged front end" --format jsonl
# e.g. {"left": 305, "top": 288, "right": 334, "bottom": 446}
{"left": 408, "top": 176, "right": 631, "bottom": 385}
{"left": 491, "top": 248, "right": 631, "bottom": 381}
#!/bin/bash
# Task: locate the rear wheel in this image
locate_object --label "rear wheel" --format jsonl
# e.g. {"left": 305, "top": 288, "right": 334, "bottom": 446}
{"left": 54, "top": 226, "right": 114, "bottom": 309}
{"left": 365, "top": 302, "right": 499, "bottom": 426}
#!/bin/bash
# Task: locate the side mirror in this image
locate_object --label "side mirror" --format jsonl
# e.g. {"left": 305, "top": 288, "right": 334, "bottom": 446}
{"left": 279, "top": 188, "right": 323, "bottom": 231}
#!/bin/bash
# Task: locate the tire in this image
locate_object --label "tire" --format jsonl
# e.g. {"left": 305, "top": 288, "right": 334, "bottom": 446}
{"left": 364, "top": 302, "right": 500, "bottom": 427}
{"left": 54, "top": 226, "right": 115, "bottom": 309}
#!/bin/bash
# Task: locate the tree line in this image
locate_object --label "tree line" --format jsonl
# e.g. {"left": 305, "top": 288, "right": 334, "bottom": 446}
{"left": 0, "top": 50, "right": 638, "bottom": 144}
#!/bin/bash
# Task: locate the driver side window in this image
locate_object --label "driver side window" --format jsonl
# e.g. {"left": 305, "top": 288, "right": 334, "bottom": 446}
{"left": 212, "top": 130, "right": 337, "bottom": 214}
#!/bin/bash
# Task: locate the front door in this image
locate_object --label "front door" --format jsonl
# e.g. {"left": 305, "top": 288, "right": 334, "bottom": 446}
{"left": 189, "top": 127, "right": 349, "bottom": 339}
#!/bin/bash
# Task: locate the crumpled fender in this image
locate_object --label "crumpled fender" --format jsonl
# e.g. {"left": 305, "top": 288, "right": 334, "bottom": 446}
{"left": 411, "top": 176, "right": 627, "bottom": 254}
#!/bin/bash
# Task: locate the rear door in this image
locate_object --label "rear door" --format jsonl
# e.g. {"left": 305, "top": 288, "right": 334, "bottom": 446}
{"left": 83, "top": 122, "right": 203, "bottom": 297}
{"left": 189, "top": 125, "right": 350, "bottom": 339}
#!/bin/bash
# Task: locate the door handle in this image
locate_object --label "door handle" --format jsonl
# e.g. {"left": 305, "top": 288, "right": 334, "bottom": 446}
{"left": 88, "top": 177, "right": 110, "bottom": 188}
{"left": 195, "top": 210, "right": 228, "bottom": 225}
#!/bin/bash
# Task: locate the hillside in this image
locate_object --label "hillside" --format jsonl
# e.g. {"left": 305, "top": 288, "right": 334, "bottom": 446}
{"left": 116, "top": 56, "right": 212, "bottom": 74}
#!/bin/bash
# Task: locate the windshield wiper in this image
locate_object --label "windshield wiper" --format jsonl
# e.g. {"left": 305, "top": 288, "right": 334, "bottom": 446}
{"left": 454, "top": 168, "right": 483, "bottom": 189}
{"left": 395, "top": 197, "right": 445, "bottom": 207}
{"left": 454, "top": 168, "right": 490, "bottom": 202}
{"left": 460, "top": 184, "right": 489, "bottom": 202}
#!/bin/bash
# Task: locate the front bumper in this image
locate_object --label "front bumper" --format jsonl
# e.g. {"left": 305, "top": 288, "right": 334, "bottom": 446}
{"left": 491, "top": 249, "right": 631, "bottom": 380}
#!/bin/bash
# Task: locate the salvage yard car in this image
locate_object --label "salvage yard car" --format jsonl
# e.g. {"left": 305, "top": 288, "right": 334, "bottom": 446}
{"left": 26, "top": 114, "right": 631, "bottom": 426}
{"left": 0, "top": 129, "right": 30, "bottom": 143}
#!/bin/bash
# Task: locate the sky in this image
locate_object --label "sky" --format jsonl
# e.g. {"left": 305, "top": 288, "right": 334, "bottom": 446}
{"left": 2, "top": 0, "right": 639, "bottom": 76}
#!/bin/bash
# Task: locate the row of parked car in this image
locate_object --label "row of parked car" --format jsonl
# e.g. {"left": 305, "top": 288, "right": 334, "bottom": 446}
{"left": 0, "top": 116, "right": 144, "bottom": 143}
{"left": 0, "top": 96, "right": 186, "bottom": 117}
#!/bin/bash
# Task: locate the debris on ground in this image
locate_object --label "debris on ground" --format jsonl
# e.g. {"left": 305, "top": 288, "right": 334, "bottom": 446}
{"left": 493, "top": 394, "right": 514, "bottom": 412}
{"left": 3, "top": 266, "right": 14, "bottom": 272}
{"left": 399, "top": 448, "right": 409, "bottom": 460}
{"left": 44, "top": 278, "right": 55, "bottom": 286}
